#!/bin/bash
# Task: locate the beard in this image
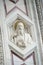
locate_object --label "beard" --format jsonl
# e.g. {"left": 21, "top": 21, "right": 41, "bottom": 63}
{"left": 18, "top": 30, "right": 24, "bottom": 36}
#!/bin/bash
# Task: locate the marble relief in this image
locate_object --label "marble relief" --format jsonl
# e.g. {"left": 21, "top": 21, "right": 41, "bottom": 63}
{"left": 10, "top": 19, "right": 33, "bottom": 49}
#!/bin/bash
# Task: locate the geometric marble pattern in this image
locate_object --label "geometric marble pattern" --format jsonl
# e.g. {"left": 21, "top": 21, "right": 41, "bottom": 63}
{"left": 3, "top": 0, "right": 28, "bottom": 16}
{"left": 9, "top": 0, "right": 19, "bottom": 4}
{"left": 7, "top": 13, "right": 35, "bottom": 56}
{"left": 11, "top": 51, "right": 36, "bottom": 65}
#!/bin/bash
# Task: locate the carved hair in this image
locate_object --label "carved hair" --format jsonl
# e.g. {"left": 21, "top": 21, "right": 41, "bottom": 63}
{"left": 14, "top": 19, "right": 25, "bottom": 30}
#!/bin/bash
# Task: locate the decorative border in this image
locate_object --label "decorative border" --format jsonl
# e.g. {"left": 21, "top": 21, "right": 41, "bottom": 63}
{"left": 11, "top": 50, "right": 36, "bottom": 65}
{"left": 3, "top": 0, "right": 28, "bottom": 17}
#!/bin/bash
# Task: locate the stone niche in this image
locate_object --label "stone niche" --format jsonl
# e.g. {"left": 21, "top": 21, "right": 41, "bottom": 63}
{"left": 7, "top": 17, "right": 35, "bottom": 50}
{"left": 7, "top": 16, "right": 37, "bottom": 65}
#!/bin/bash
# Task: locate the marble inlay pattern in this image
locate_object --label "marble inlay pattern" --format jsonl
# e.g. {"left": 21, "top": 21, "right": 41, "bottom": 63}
{"left": 11, "top": 51, "right": 36, "bottom": 65}
{"left": 3, "top": 0, "right": 28, "bottom": 16}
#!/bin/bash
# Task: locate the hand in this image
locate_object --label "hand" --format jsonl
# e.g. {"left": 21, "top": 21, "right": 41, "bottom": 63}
{"left": 17, "top": 40, "right": 26, "bottom": 47}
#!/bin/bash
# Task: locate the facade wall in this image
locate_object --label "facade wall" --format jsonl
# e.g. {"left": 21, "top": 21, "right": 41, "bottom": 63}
{"left": 0, "top": 0, "right": 43, "bottom": 65}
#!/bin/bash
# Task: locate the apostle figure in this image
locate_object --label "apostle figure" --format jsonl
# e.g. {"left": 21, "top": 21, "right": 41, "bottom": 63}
{"left": 12, "top": 22, "right": 33, "bottom": 49}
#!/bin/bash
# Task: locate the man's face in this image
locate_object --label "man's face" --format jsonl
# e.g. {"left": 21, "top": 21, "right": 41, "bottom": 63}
{"left": 17, "top": 22, "right": 24, "bottom": 35}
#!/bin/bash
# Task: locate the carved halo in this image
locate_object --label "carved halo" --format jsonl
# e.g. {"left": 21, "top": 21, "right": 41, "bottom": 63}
{"left": 13, "top": 19, "right": 25, "bottom": 30}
